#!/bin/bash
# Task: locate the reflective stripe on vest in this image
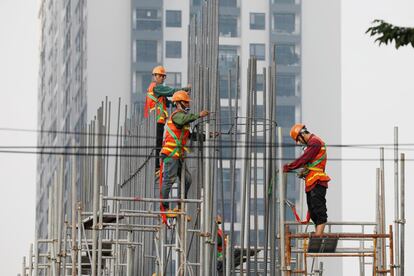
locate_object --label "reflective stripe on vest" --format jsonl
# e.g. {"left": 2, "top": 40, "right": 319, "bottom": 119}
{"left": 145, "top": 82, "right": 168, "bottom": 124}
{"left": 304, "top": 137, "right": 331, "bottom": 187}
{"left": 161, "top": 110, "right": 190, "bottom": 160}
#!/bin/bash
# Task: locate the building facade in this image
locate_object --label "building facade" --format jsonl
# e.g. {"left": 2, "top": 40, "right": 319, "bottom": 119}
{"left": 36, "top": 0, "right": 130, "bottom": 240}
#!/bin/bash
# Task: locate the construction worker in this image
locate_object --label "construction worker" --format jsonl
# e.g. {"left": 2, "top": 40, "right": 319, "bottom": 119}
{"left": 283, "top": 124, "right": 331, "bottom": 236}
{"left": 159, "top": 91, "right": 209, "bottom": 217}
{"left": 144, "top": 66, "right": 191, "bottom": 175}
{"left": 215, "top": 215, "right": 226, "bottom": 276}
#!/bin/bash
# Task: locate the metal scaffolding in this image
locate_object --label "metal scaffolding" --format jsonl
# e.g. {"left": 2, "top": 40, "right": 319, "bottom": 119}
{"left": 21, "top": 1, "right": 406, "bottom": 275}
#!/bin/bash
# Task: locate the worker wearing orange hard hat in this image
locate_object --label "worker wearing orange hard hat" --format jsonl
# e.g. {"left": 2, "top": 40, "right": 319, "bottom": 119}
{"left": 283, "top": 124, "right": 331, "bottom": 235}
{"left": 159, "top": 91, "right": 209, "bottom": 221}
{"left": 144, "top": 66, "right": 191, "bottom": 175}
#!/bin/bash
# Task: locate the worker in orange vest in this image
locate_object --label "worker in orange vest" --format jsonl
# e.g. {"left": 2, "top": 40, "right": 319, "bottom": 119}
{"left": 159, "top": 91, "right": 209, "bottom": 217}
{"left": 144, "top": 66, "right": 191, "bottom": 175}
{"left": 283, "top": 124, "right": 331, "bottom": 235}
{"left": 215, "top": 215, "right": 227, "bottom": 276}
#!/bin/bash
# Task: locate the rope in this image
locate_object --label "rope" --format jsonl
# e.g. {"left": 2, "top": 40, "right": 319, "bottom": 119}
{"left": 120, "top": 147, "right": 156, "bottom": 188}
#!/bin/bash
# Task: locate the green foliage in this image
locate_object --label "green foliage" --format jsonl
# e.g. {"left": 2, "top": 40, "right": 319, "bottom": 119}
{"left": 366, "top": 19, "right": 414, "bottom": 49}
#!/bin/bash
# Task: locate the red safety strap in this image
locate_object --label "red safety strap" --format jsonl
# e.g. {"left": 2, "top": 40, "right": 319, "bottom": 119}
{"left": 291, "top": 205, "right": 311, "bottom": 225}
{"left": 286, "top": 200, "right": 311, "bottom": 225}
{"left": 159, "top": 161, "right": 167, "bottom": 225}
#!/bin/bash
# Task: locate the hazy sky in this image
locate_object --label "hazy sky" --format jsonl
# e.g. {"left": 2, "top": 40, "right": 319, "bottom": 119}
{"left": 1, "top": 0, "right": 414, "bottom": 275}
{"left": 0, "top": 1, "right": 38, "bottom": 275}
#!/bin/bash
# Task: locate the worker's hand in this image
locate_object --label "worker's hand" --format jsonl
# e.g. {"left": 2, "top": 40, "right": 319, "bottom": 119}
{"left": 283, "top": 164, "right": 289, "bottom": 173}
{"left": 209, "top": 131, "right": 220, "bottom": 138}
{"left": 199, "top": 110, "right": 209, "bottom": 118}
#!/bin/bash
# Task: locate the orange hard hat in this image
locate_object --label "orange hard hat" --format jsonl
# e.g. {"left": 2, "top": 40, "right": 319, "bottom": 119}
{"left": 152, "top": 66, "right": 166, "bottom": 75}
{"left": 172, "top": 91, "right": 191, "bottom": 102}
{"left": 290, "top": 123, "right": 306, "bottom": 141}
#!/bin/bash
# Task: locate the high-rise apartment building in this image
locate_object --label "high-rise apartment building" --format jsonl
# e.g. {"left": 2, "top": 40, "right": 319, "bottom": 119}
{"left": 37, "top": 0, "right": 341, "bottom": 273}
{"left": 36, "top": 0, "right": 130, "bottom": 239}
{"left": 132, "top": 0, "right": 190, "bottom": 112}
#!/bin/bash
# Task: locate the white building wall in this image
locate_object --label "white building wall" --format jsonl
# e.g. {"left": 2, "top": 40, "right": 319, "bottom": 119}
{"left": 86, "top": 0, "right": 131, "bottom": 121}
{"left": 163, "top": 0, "right": 189, "bottom": 87}
{"left": 302, "top": 0, "right": 342, "bottom": 274}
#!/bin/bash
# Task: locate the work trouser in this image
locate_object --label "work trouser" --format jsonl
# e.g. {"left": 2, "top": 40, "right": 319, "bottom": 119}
{"left": 161, "top": 156, "right": 192, "bottom": 210}
{"left": 155, "top": 122, "right": 164, "bottom": 170}
{"left": 306, "top": 184, "right": 328, "bottom": 225}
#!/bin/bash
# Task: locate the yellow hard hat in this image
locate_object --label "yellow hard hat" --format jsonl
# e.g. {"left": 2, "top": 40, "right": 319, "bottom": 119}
{"left": 152, "top": 66, "right": 166, "bottom": 75}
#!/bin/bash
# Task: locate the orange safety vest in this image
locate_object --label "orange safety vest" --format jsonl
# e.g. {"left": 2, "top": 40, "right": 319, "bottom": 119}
{"left": 144, "top": 81, "right": 168, "bottom": 124}
{"left": 217, "top": 228, "right": 226, "bottom": 254}
{"left": 304, "top": 135, "right": 331, "bottom": 187}
{"left": 160, "top": 110, "right": 190, "bottom": 160}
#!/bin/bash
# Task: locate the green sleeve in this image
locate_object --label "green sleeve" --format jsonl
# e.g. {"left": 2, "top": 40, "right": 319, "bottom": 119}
{"left": 172, "top": 112, "right": 200, "bottom": 128}
{"left": 153, "top": 85, "right": 190, "bottom": 97}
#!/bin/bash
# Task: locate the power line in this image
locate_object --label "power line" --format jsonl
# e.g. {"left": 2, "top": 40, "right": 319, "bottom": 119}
{"left": 0, "top": 149, "right": 410, "bottom": 162}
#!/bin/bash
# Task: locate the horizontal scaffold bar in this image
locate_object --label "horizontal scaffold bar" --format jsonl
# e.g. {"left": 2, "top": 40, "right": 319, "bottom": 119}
{"left": 284, "top": 221, "right": 377, "bottom": 226}
{"left": 289, "top": 232, "right": 391, "bottom": 239}
{"left": 103, "top": 196, "right": 202, "bottom": 203}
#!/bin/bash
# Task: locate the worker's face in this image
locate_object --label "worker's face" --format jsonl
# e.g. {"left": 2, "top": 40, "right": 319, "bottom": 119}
{"left": 178, "top": 101, "right": 191, "bottom": 113}
{"left": 296, "top": 135, "right": 307, "bottom": 146}
{"left": 153, "top": 74, "right": 166, "bottom": 84}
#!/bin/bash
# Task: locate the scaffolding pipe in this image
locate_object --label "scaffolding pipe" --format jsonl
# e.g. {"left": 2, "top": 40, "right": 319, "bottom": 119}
{"left": 77, "top": 203, "right": 82, "bottom": 276}
{"left": 400, "top": 153, "right": 405, "bottom": 276}
{"left": 380, "top": 147, "right": 386, "bottom": 269}
{"left": 277, "top": 126, "right": 286, "bottom": 276}
{"left": 28, "top": 243, "right": 33, "bottom": 276}
{"left": 91, "top": 119, "right": 100, "bottom": 276}
{"left": 394, "top": 126, "right": 400, "bottom": 276}
{"left": 71, "top": 139, "right": 77, "bottom": 276}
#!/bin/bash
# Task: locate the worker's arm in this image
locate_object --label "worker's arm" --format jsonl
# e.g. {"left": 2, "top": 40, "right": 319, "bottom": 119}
{"left": 153, "top": 84, "right": 190, "bottom": 97}
{"left": 283, "top": 137, "right": 321, "bottom": 172}
{"left": 171, "top": 112, "right": 200, "bottom": 127}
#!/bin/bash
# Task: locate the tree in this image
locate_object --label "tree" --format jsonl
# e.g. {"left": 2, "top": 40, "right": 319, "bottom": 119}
{"left": 366, "top": 19, "right": 414, "bottom": 48}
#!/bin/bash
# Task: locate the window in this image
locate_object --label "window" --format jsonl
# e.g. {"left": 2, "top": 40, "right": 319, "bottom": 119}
{"left": 220, "top": 0, "right": 237, "bottom": 7}
{"left": 165, "top": 41, "right": 182, "bottom": 58}
{"left": 136, "top": 40, "right": 157, "bottom": 62}
{"left": 275, "top": 44, "right": 299, "bottom": 65}
{"left": 250, "top": 43, "right": 265, "bottom": 60}
{"left": 219, "top": 46, "right": 238, "bottom": 70}
{"left": 255, "top": 105, "right": 264, "bottom": 119}
{"left": 250, "top": 13, "right": 265, "bottom": 30}
{"left": 273, "top": 13, "right": 295, "bottom": 33}
{"left": 135, "top": 9, "right": 161, "bottom": 31}
{"left": 273, "top": 0, "right": 295, "bottom": 3}
{"left": 165, "top": 72, "right": 182, "bottom": 88}
{"left": 276, "top": 74, "right": 295, "bottom": 96}
{"left": 166, "top": 10, "right": 181, "bottom": 27}
{"left": 256, "top": 74, "right": 264, "bottom": 91}
{"left": 221, "top": 168, "right": 241, "bottom": 221}
{"left": 219, "top": 73, "right": 237, "bottom": 99}
{"left": 136, "top": 72, "right": 153, "bottom": 94}
{"left": 219, "top": 15, "right": 238, "bottom": 37}
{"left": 276, "top": 106, "right": 295, "bottom": 128}
{"left": 219, "top": 106, "right": 233, "bottom": 134}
